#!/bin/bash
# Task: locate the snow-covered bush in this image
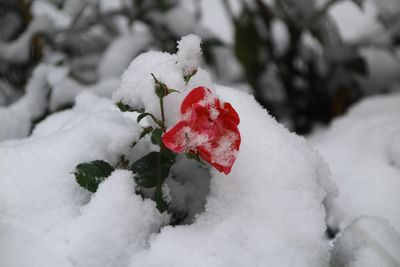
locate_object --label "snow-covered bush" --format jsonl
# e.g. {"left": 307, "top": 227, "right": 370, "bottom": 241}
{"left": 0, "top": 35, "right": 334, "bottom": 267}
{"left": 222, "top": 0, "right": 400, "bottom": 133}
{"left": 0, "top": 0, "right": 232, "bottom": 142}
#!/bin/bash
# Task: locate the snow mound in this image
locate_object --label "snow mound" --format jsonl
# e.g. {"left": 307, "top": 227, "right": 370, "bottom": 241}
{"left": 331, "top": 216, "right": 400, "bottom": 267}
{"left": 1, "top": 35, "right": 334, "bottom": 266}
{"left": 128, "top": 86, "right": 333, "bottom": 267}
{"left": 64, "top": 170, "right": 168, "bottom": 267}
{"left": 309, "top": 93, "right": 400, "bottom": 232}
{"left": 0, "top": 92, "right": 167, "bottom": 267}
{"left": 0, "top": 89, "right": 333, "bottom": 267}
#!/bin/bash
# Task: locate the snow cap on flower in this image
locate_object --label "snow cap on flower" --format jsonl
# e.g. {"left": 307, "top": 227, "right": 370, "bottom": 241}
{"left": 177, "top": 34, "right": 202, "bottom": 76}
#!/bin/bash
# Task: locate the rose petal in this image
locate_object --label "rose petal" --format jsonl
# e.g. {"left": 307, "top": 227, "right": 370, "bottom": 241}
{"left": 197, "top": 146, "right": 229, "bottom": 174}
{"left": 198, "top": 145, "right": 232, "bottom": 174}
{"left": 180, "top": 87, "right": 210, "bottom": 114}
{"left": 167, "top": 85, "right": 241, "bottom": 175}
{"left": 220, "top": 119, "right": 241, "bottom": 150}
{"left": 190, "top": 104, "right": 220, "bottom": 140}
{"left": 162, "top": 121, "right": 189, "bottom": 153}
{"left": 221, "top": 102, "right": 240, "bottom": 125}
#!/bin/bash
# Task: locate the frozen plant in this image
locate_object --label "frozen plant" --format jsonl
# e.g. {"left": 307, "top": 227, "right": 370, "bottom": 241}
{"left": 73, "top": 35, "right": 241, "bottom": 221}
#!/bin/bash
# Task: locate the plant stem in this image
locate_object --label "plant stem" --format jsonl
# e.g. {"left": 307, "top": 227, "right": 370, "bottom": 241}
{"left": 159, "top": 98, "right": 166, "bottom": 132}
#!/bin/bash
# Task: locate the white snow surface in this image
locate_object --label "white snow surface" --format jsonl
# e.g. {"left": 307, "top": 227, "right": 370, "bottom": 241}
{"left": 1, "top": 49, "right": 334, "bottom": 266}
{"left": 330, "top": 216, "right": 400, "bottom": 267}
{"left": 113, "top": 35, "right": 214, "bottom": 128}
{"left": 177, "top": 34, "right": 202, "bottom": 76}
{"left": 310, "top": 93, "right": 400, "bottom": 232}
{"left": 0, "top": 92, "right": 170, "bottom": 267}
{"left": 0, "top": 87, "right": 333, "bottom": 266}
{"left": 127, "top": 85, "right": 333, "bottom": 267}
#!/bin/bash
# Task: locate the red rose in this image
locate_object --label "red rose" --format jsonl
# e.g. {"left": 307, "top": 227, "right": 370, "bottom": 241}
{"left": 162, "top": 86, "right": 241, "bottom": 174}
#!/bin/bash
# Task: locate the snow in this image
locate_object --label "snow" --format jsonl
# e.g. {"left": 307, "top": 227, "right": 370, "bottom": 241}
{"left": 112, "top": 51, "right": 185, "bottom": 126}
{"left": 0, "top": 16, "right": 54, "bottom": 64}
{"left": 32, "top": 0, "right": 72, "bottom": 29}
{"left": 98, "top": 32, "right": 152, "bottom": 79}
{"left": 177, "top": 34, "right": 202, "bottom": 76}
{"left": 113, "top": 35, "right": 213, "bottom": 128}
{"left": 309, "top": 93, "right": 400, "bottom": 232}
{"left": 0, "top": 64, "right": 50, "bottom": 142}
{"left": 49, "top": 75, "right": 119, "bottom": 111}
{"left": 330, "top": 216, "right": 400, "bottom": 267}
{"left": 64, "top": 170, "right": 168, "bottom": 267}
{"left": 0, "top": 92, "right": 159, "bottom": 267}
{"left": 128, "top": 85, "right": 333, "bottom": 267}
{"left": 328, "top": 1, "right": 382, "bottom": 43}
{"left": 0, "top": 37, "right": 333, "bottom": 265}
{"left": 99, "top": 0, "right": 123, "bottom": 13}
{"left": 360, "top": 48, "right": 400, "bottom": 93}
{"left": 164, "top": 6, "right": 197, "bottom": 36}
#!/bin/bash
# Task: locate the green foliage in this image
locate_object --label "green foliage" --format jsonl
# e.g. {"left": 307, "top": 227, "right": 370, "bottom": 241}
{"left": 151, "top": 128, "right": 163, "bottom": 146}
{"left": 73, "top": 160, "right": 115, "bottom": 192}
{"left": 117, "top": 102, "right": 144, "bottom": 113}
{"left": 131, "top": 151, "right": 175, "bottom": 188}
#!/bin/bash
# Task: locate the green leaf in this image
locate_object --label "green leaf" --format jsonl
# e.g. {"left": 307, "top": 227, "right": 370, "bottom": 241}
{"left": 131, "top": 151, "right": 176, "bottom": 188}
{"left": 131, "top": 127, "right": 153, "bottom": 148}
{"left": 137, "top": 113, "right": 158, "bottom": 123}
{"left": 140, "top": 127, "right": 153, "bottom": 139}
{"left": 167, "top": 88, "right": 180, "bottom": 95}
{"left": 116, "top": 102, "right": 132, "bottom": 112}
{"left": 183, "top": 70, "right": 197, "bottom": 83}
{"left": 151, "top": 128, "right": 163, "bottom": 146}
{"left": 155, "top": 185, "right": 169, "bottom": 213}
{"left": 116, "top": 102, "right": 145, "bottom": 113}
{"left": 74, "top": 160, "right": 114, "bottom": 192}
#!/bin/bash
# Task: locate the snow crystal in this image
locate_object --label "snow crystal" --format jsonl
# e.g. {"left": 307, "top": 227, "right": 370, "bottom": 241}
{"left": 310, "top": 93, "right": 400, "bottom": 232}
{"left": 330, "top": 216, "right": 400, "bottom": 267}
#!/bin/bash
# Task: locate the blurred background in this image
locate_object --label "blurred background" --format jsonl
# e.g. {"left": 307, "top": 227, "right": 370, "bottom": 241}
{"left": 1, "top": 0, "right": 399, "bottom": 135}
